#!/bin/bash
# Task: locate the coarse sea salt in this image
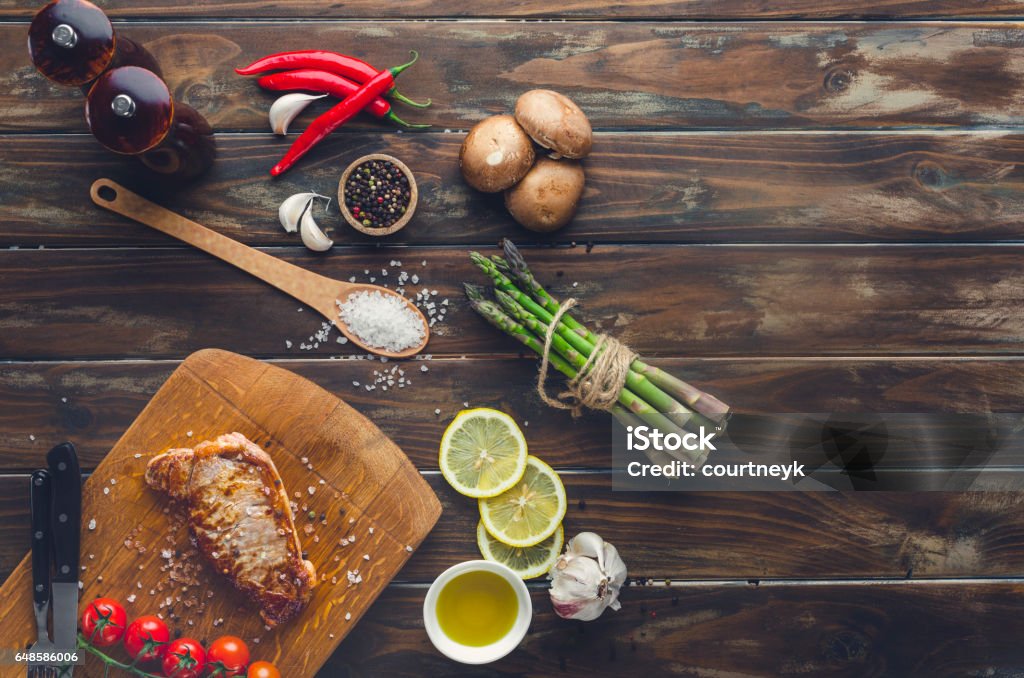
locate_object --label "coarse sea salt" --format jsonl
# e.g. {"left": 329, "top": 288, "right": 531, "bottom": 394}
{"left": 337, "top": 291, "right": 424, "bottom": 353}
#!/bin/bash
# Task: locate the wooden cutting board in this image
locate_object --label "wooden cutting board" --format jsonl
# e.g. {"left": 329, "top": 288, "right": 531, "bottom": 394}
{"left": 0, "top": 349, "right": 442, "bottom": 677}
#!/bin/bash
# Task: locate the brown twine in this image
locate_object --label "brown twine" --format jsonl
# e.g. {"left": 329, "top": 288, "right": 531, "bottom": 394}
{"left": 537, "top": 298, "right": 637, "bottom": 417}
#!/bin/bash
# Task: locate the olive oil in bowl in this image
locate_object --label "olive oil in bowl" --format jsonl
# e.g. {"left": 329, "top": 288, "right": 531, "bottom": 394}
{"left": 436, "top": 570, "right": 518, "bottom": 646}
{"left": 424, "top": 560, "right": 532, "bottom": 664}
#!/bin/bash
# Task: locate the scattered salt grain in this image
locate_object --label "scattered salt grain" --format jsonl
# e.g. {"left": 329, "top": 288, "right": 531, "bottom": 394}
{"left": 110, "top": 478, "right": 117, "bottom": 485}
{"left": 103, "top": 487, "right": 109, "bottom": 495}
{"left": 186, "top": 431, "right": 193, "bottom": 438}
{"left": 337, "top": 291, "right": 425, "bottom": 352}
{"left": 127, "top": 594, "right": 136, "bottom": 603}
{"left": 28, "top": 435, "right": 35, "bottom": 441}
{"left": 88, "top": 518, "right": 96, "bottom": 531}
{"left": 285, "top": 340, "right": 293, "bottom": 349}
{"left": 345, "top": 612, "right": 352, "bottom": 621}
{"left": 420, "top": 365, "right": 428, "bottom": 372}
{"left": 434, "top": 409, "right": 440, "bottom": 415}
{"left": 134, "top": 453, "right": 142, "bottom": 459}
{"left": 405, "top": 545, "right": 413, "bottom": 552}
{"left": 61, "top": 397, "right": 68, "bottom": 403}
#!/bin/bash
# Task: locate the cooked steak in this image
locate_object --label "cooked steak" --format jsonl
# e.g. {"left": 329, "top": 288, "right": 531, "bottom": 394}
{"left": 145, "top": 432, "right": 316, "bottom": 626}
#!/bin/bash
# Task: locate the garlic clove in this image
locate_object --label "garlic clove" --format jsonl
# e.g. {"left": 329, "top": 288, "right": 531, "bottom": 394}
{"left": 269, "top": 93, "right": 327, "bottom": 136}
{"left": 279, "top": 192, "right": 330, "bottom": 234}
{"left": 279, "top": 193, "right": 315, "bottom": 233}
{"left": 566, "top": 531, "right": 606, "bottom": 561}
{"left": 299, "top": 203, "right": 333, "bottom": 252}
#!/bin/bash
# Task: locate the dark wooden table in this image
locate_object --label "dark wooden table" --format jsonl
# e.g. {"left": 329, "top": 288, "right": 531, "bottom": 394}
{"left": 3, "top": 0, "right": 1024, "bottom": 675}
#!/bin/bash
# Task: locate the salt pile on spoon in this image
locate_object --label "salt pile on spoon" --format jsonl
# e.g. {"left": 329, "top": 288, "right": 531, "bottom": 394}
{"left": 337, "top": 290, "right": 425, "bottom": 352}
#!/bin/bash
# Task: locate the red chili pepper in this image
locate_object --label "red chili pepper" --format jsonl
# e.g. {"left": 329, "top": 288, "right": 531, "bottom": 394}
{"left": 258, "top": 69, "right": 427, "bottom": 129}
{"left": 270, "top": 68, "right": 397, "bottom": 177}
{"left": 236, "top": 50, "right": 430, "bottom": 108}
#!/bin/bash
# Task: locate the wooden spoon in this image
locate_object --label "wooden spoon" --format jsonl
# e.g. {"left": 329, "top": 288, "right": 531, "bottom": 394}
{"left": 90, "top": 178, "right": 430, "bottom": 359}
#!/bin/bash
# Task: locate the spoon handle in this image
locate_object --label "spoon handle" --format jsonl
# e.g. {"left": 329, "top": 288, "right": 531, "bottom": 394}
{"left": 90, "top": 178, "right": 343, "bottom": 320}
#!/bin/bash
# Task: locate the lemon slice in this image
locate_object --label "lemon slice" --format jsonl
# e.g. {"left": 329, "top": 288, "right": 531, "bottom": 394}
{"left": 439, "top": 408, "right": 528, "bottom": 498}
{"left": 479, "top": 455, "right": 566, "bottom": 548}
{"left": 477, "top": 520, "right": 563, "bottom": 580}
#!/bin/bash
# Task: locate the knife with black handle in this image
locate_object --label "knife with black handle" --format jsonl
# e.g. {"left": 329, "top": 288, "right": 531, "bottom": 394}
{"left": 47, "top": 442, "right": 81, "bottom": 662}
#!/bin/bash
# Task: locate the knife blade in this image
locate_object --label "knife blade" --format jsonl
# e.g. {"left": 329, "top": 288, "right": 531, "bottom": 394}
{"left": 47, "top": 442, "right": 81, "bottom": 659}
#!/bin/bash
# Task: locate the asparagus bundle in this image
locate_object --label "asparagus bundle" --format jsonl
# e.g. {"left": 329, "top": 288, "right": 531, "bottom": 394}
{"left": 465, "top": 241, "right": 730, "bottom": 463}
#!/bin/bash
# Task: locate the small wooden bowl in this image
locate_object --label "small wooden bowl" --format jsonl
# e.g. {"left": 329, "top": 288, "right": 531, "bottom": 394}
{"left": 339, "top": 153, "right": 418, "bottom": 237}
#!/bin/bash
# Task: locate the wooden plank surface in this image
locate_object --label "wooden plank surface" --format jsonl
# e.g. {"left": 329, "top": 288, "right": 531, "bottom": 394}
{"left": 3, "top": 246, "right": 1024, "bottom": 359}
{"left": 3, "top": 131, "right": 1024, "bottom": 246}
{"left": 6, "top": 0, "right": 1024, "bottom": 19}
{"left": 5, "top": 23, "right": 1024, "bottom": 132}
{"left": 3, "top": 0, "right": 1023, "bottom": 673}
{"left": 323, "top": 583, "right": 1024, "bottom": 677}
{"left": 2, "top": 358, "right": 1023, "bottom": 470}
{"left": 3, "top": 471, "right": 1024, "bottom": 582}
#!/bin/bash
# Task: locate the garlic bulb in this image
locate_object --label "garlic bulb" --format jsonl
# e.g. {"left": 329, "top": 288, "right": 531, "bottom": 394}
{"left": 548, "top": 532, "right": 627, "bottom": 621}
{"left": 269, "top": 93, "right": 326, "bottom": 136}
{"left": 299, "top": 203, "right": 333, "bottom": 252}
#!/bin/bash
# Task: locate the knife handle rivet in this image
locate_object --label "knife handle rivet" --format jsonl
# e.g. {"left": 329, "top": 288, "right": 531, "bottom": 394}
{"left": 58, "top": 462, "right": 67, "bottom": 471}
{"left": 34, "top": 584, "right": 44, "bottom": 593}
{"left": 33, "top": 476, "right": 44, "bottom": 486}
{"left": 60, "top": 565, "right": 70, "bottom": 574}
{"left": 58, "top": 513, "right": 67, "bottom": 523}
{"left": 34, "top": 530, "right": 43, "bottom": 540}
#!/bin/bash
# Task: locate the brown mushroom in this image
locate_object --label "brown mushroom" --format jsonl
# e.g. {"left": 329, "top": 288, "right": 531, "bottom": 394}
{"left": 504, "top": 157, "right": 585, "bottom": 232}
{"left": 514, "top": 90, "right": 592, "bottom": 160}
{"left": 459, "top": 115, "right": 535, "bottom": 193}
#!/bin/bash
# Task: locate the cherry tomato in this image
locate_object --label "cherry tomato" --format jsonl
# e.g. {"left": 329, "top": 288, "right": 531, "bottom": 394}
{"left": 246, "top": 662, "right": 281, "bottom": 678}
{"left": 162, "top": 637, "right": 206, "bottom": 678}
{"left": 80, "top": 597, "right": 127, "bottom": 647}
{"left": 123, "top": 615, "right": 169, "bottom": 662}
{"left": 206, "top": 636, "right": 250, "bottom": 676}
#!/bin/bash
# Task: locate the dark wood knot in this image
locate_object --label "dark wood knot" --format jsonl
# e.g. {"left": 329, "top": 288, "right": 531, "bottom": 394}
{"left": 913, "top": 160, "right": 949, "bottom": 191}
{"left": 823, "top": 67, "right": 855, "bottom": 93}
{"left": 184, "top": 82, "right": 212, "bottom": 109}
{"left": 63, "top": 405, "right": 93, "bottom": 430}
{"left": 821, "top": 629, "right": 871, "bottom": 663}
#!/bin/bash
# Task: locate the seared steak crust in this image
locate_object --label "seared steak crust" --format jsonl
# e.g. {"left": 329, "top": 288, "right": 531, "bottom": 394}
{"left": 145, "top": 432, "right": 316, "bottom": 626}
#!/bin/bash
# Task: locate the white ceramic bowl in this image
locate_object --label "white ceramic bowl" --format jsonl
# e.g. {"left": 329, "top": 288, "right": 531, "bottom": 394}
{"left": 423, "top": 560, "right": 532, "bottom": 664}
